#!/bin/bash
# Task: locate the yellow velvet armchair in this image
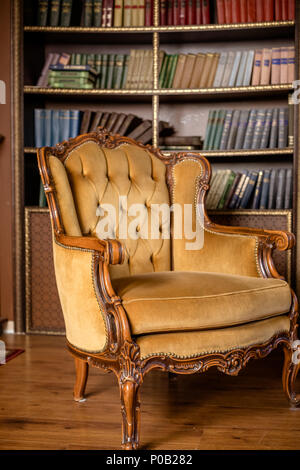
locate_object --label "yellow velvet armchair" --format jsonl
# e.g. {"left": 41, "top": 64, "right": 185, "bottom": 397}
{"left": 38, "top": 128, "right": 300, "bottom": 450}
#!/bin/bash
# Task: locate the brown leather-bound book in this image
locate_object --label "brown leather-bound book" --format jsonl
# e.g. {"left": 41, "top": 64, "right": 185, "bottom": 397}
{"left": 160, "top": 135, "right": 202, "bottom": 146}
{"left": 251, "top": 49, "right": 262, "bottom": 85}
{"left": 99, "top": 112, "right": 111, "bottom": 128}
{"left": 118, "top": 114, "right": 142, "bottom": 135}
{"left": 106, "top": 112, "right": 119, "bottom": 131}
{"left": 178, "top": 54, "right": 196, "bottom": 89}
{"left": 260, "top": 48, "right": 272, "bottom": 85}
{"left": 189, "top": 53, "right": 206, "bottom": 88}
{"left": 80, "top": 110, "right": 92, "bottom": 133}
{"left": 206, "top": 53, "right": 220, "bottom": 88}
{"left": 198, "top": 53, "right": 214, "bottom": 88}
{"left": 110, "top": 113, "right": 127, "bottom": 134}
{"left": 127, "top": 120, "right": 152, "bottom": 140}
{"left": 89, "top": 111, "right": 103, "bottom": 132}
{"left": 172, "top": 54, "right": 187, "bottom": 89}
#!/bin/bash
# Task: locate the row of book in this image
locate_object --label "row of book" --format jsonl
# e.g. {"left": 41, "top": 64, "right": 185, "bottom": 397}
{"left": 34, "top": 108, "right": 174, "bottom": 147}
{"left": 207, "top": 167, "right": 292, "bottom": 210}
{"left": 203, "top": 107, "right": 289, "bottom": 150}
{"left": 160, "top": 0, "right": 211, "bottom": 25}
{"left": 216, "top": 0, "right": 295, "bottom": 24}
{"left": 36, "top": 0, "right": 153, "bottom": 27}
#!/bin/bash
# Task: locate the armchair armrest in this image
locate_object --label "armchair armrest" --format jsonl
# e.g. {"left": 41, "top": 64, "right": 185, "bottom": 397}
{"left": 55, "top": 233, "right": 125, "bottom": 265}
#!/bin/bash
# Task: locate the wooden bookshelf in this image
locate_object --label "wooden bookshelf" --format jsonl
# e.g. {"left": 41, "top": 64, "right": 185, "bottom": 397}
{"left": 11, "top": 0, "right": 300, "bottom": 332}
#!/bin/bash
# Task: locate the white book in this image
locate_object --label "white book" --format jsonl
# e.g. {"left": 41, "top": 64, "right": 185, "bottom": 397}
{"left": 242, "top": 50, "right": 255, "bottom": 86}
{"left": 235, "top": 51, "right": 248, "bottom": 87}
{"left": 213, "top": 52, "right": 228, "bottom": 88}
{"left": 221, "top": 51, "right": 235, "bottom": 87}
{"left": 228, "top": 51, "right": 242, "bottom": 87}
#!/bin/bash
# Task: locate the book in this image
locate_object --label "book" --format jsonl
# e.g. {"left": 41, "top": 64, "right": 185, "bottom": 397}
{"left": 127, "top": 120, "right": 152, "bottom": 140}
{"left": 256, "top": 0, "right": 264, "bottom": 22}
{"left": 50, "top": 0, "right": 61, "bottom": 26}
{"left": 111, "top": 113, "right": 127, "bottom": 134}
{"left": 235, "top": 51, "right": 248, "bottom": 87}
{"left": 269, "top": 108, "right": 279, "bottom": 148}
{"left": 247, "top": 0, "right": 256, "bottom": 22}
{"left": 287, "top": 46, "right": 295, "bottom": 83}
{"left": 123, "top": 0, "right": 132, "bottom": 26}
{"left": 94, "top": 0, "right": 104, "bottom": 26}
{"left": 228, "top": 170, "right": 248, "bottom": 209}
{"left": 106, "top": 55, "right": 116, "bottom": 89}
{"left": 172, "top": 54, "right": 187, "bottom": 88}
{"left": 51, "top": 109, "right": 60, "bottom": 145}
{"left": 34, "top": 109, "right": 45, "bottom": 147}
{"left": 113, "top": 0, "right": 123, "bottom": 26}
{"left": 207, "top": 110, "right": 220, "bottom": 150}
{"left": 221, "top": 51, "right": 235, "bottom": 87}
{"left": 228, "top": 51, "right": 242, "bottom": 87}
{"left": 251, "top": 109, "right": 266, "bottom": 149}
{"left": 179, "top": 54, "right": 197, "bottom": 88}
{"left": 242, "top": 50, "right": 254, "bottom": 86}
{"left": 89, "top": 111, "right": 103, "bottom": 132}
{"left": 260, "top": 108, "right": 273, "bottom": 148}
{"left": 267, "top": 169, "right": 277, "bottom": 209}
{"left": 83, "top": 0, "right": 93, "bottom": 26}
{"left": 224, "top": 0, "right": 232, "bottom": 23}
{"left": 211, "top": 170, "right": 232, "bottom": 209}
{"left": 138, "top": 0, "right": 145, "bottom": 26}
{"left": 106, "top": 0, "right": 114, "bottom": 26}
{"left": 251, "top": 170, "right": 264, "bottom": 209}
{"left": 145, "top": 0, "right": 153, "bottom": 25}
{"left": 240, "top": 171, "right": 259, "bottom": 209}
{"left": 113, "top": 54, "right": 125, "bottom": 89}
{"left": 216, "top": 0, "right": 225, "bottom": 23}
{"left": 284, "top": 168, "right": 293, "bottom": 209}
{"left": 243, "top": 109, "right": 257, "bottom": 149}
{"left": 207, "top": 53, "right": 220, "bottom": 88}
{"left": 240, "top": 0, "right": 247, "bottom": 22}
{"left": 44, "top": 109, "right": 52, "bottom": 146}
{"left": 224, "top": 172, "right": 242, "bottom": 208}
{"left": 37, "top": 0, "right": 49, "bottom": 26}
{"left": 271, "top": 48, "right": 281, "bottom": 85}
{"left": 213, "top": 109, "right": 226, "bottom": 149}
{"left": 259, "top": 169, "right": 271, "bottom": 209}
{"left": 160, "top": 136, "right": 202, "bottom": 146}
{"left": 234, "top": 110, "right": 249, "bottom": 149}
{"left": 69, "top": 109, "right": 81, "bottom": 137}
{"left": 265, "top": 0, "right": 275, "bottom": 20}
{"left": 189, "top": 53, "right": 206, "bottom": 89}
{"left": 226, "top": 109, "right": 240, "bottom": 149}
{"left": 251, "top": 50, "right": 262, "bottom": 86}
{"left": 80, "top": 110, "right": 92, "bottom": 133}
{"left": 203, "top": 110, "right": 216, "bottom": 149}
{"left": 278, "top": 107, "right": 288, "bottom": 148}
{"left": 280, "top": 47, "right": 288, "bottom": 84}
{"left": 260, "top": 48, "right": 272, "bottom": 85}
{"left": 212, "top": 51, "right": 227, "bottom": 88}
{"left": 106, "top": 112, "right": 119, "bottom": 132}
{"left": 60, "top": 0, "right": 73, "bottom": 26}
{"left": 198, "top": 53, "right": 214, "bottom": 88}
{"left": 219, "top": 110, "right": 233, "bottom": 150}
{"left": 37, "top": 53, "right": 60, "bottom": 87}
{"left": 218, "top": 171, "right": 236, "bottom": 209}
{"left": 201, "top": 0, "right": 210, "bottom": 24}
{"left": 118, "top": 114, "right": 142, "bottom": 135}
{"left": 166, "top": 55, "right": 179, "bottom": 88}
{"left": 276, "top": 168, "right": 286, "bottom": 209}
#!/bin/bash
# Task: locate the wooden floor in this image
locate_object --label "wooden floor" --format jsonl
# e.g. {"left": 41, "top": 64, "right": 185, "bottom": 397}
{"left": 0, "top": 333, "right": 300, "bottom": 450}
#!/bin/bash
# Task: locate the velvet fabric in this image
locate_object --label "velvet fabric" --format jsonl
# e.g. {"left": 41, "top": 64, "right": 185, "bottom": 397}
{"left": 136, "top": 315, "right": 290, "bottom": 359}
{"left": 113, "top": 271, "right": 291, "bottom": 335}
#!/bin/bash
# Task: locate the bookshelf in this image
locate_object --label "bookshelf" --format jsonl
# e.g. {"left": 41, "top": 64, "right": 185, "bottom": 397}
{"left": 12, "top": 0, "right": 300, "bottom": 332}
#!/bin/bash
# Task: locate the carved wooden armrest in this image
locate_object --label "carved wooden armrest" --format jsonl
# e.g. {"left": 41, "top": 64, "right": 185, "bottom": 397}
{"left": 55, "top": 233, "right": 125, "bottom": 265}
{"left": 205, "top": 219, "right": 295, "bottom": 252}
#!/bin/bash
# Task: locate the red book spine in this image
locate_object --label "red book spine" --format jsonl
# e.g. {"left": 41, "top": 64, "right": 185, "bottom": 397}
{"left": 288, "top": 0, "right": 295, "bottom": 20}
{"left": 167, "top": 0, "right": 173, "bottom": 24}
{"left": 231, "top": 0, "right": 241, "bottom": 22}
{"left": 224, "top": 0, "right": 232, "bottom": 23}
{"left": 145, "top": 0, "right": 153, "bottom": 25}
{"left": 255, "top": 0, "right": 264, "bottom": 21}
{"left": 265, "top": 0, "right": 274, "bottom": 20}
{"left": 106, "top": 0, "right": 114, "bottom": 26}
{"left": 246, "top": 0, "right": 256, "bottom": 22}
{"left": 201, "top": 0, "right": 210, "bottom": 23}
{"left": 195, "top": 0, "right": 202, "bottom": 23}
{"left": 101, "top": 0, "right": 107, "bottom": 26}
{"left": 173, "top": 0, "right": 179, "bottom": 24}
{"left": 160, "top": 0, "right": 168, "bottom": 24}
{"left": 216, "top": 0, "right": 225, "bottom": 23}
{"left": 282, "top": 0, "right": 288, "bottom": 20}
{"left": 240, "top": 0, "right": 247, "bottom": 22}
{"left": 187, "top": 0, "right": 195, "bottom": 24}
{"left": 275, "top": 0, "right": 282, "bottom": 19}
{"left": 178, "top": 0, "right": 186, "bottom": 24}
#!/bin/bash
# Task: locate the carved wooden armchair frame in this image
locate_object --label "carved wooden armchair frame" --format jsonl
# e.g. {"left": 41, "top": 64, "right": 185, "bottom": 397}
{"left": 37, "top": 128, "right": 300, "bottom": 450}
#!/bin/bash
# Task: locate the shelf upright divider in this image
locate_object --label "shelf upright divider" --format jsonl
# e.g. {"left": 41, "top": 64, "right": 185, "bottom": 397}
{"left": 152, "top": 0, "right": 160, "bottom": 147}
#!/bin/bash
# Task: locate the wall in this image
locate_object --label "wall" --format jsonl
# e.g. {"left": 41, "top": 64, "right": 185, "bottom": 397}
{"left": 0, "top": 0, "right": 14, "bottom": 326}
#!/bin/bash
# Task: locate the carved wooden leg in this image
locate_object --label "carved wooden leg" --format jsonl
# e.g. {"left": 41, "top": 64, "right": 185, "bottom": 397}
{"left": 282, "top": 343, "right": 300, "bottom": 407}
{"left": 73, "top": 358, "right": 89, "bottom": 402}
{"left": 120, "top": 379, "right": 141, "bottom": 450}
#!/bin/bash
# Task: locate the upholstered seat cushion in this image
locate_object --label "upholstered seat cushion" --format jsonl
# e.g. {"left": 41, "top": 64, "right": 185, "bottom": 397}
{"left": 112, "top": 271, "right": 291, "bottom": 335}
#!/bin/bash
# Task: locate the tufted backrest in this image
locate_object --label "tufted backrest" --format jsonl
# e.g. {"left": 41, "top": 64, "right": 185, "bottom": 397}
{"left": 49, "top": 139, "right": 171, "bottom": 279}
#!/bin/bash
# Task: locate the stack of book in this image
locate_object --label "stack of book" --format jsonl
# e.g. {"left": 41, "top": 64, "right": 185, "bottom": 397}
{"left": 203, "top": 107, "right": 289, "bottom": 150}
{"left": 36, "top": 0, "right": 153, "bottom": 27}
{"left": 159, "top": 46, "right": 294, "bottom": 89}
{"left": 48, "top": 64, "right": 98, "bottom": 89}
{"left": 34, "top": 108, "right": 174, "bottom": 147}
{"left": 216, "top": 0, "right": 295, "bottom": 24}
{"left": 207, "top": 167, "right": 292, "bottom": 210}
{"left": 160, "top": 0, "right": 211, "bottom": 25}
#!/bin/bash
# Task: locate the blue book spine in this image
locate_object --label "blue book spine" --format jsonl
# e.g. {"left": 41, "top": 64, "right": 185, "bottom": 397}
{"left": 69, "top": 110, "right": 81, "bottom": 138}
{"left": 58, "top": 109, "right": 70, "bottom": 142}
{"left": 51, "top": 109, "right": 60, "bottom": 146}
{"left": 44, "top": 109, "right": 52, "bottom": 146}
{"left": 34, "top": 109, "right": 46, "bottom": 147}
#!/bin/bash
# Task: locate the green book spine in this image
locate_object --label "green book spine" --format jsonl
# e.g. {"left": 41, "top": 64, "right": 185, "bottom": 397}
{"left": 113, "top": 55, "right": 125, "bottom": 89}
{"left": 207, "top": 110, "right": 220, "bottom": 150}
{"left": 203, "top": 110, "right": 215, "bottom": 150}
{"left": 81, "top": 54, "right": 88, "bottom": 65}
{"left": 159, "top": 55, "right": 170, "bottom": 88}
{"left": 121, "top": 55, "right": 130, "bottom": 89}
{"left": 166, "top": 54, "right": 178, "bottom": 88}
{"left": 74, "top": 53, "right": 82, "bottom": 65}
{"left": 83, "top": 0, "right": 93, "bottom": 26}
{"left": 49, "top": 81, "right": 94, "bottom": 89}
{"left": 50, "top": 0, "right": 61, "bottom": 26}
{"left": 213, "top": 109, "right": 226, "bottom": 150}
{"left": 60, "top": 0, "right": 73, "bottom": 26}
{"left": 100, "top": 54, "right": 108, "bottom": 88}
{"left": 37, "top": 0, "right": 49, "bottom": 26}
{"left": 163, "top": 55, "right": 175, "bottom": 88}
{"left": 93, "top": 0, "right": 103, "bottom": 26}
{"left": 95, "top": 54, "right": 102, "bottom": 88}
{"left": 70, "top": 53, "right": 76, "bottom": 65}
{"left": 49, "top": 70, "right": 96, "bottom": 80}
{"left": 217, "top": 171, "right": 236, "bottom": 209}
{"left": 106, "top": 55, "right": 116, "bottom": 89}
{"left": 87, "top": 54, "right": 96, "bottom": 69}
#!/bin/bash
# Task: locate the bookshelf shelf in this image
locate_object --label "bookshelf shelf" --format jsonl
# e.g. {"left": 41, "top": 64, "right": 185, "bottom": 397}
{"left": 162, "top": 148, "right": 294, "bottom": 161}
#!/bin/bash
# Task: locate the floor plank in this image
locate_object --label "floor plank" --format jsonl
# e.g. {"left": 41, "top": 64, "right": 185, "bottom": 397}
{"left": 0, "top": 334, "right": 300, "bottom": 450}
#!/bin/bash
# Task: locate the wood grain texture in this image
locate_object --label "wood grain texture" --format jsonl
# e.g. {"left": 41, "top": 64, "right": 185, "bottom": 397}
{"left": 1, "top": 334, "right": 300, "bottom": 451}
